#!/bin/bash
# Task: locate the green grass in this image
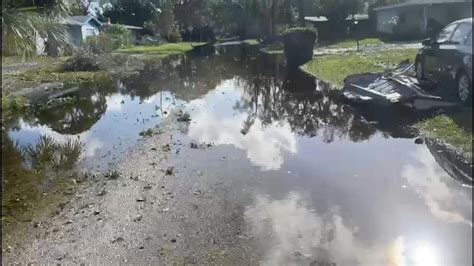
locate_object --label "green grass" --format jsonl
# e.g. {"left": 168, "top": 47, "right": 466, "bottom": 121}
{"left": 417, "top": 115, "right": 472, "bottom": 159}
{"left": 116, "top": 42, "right": 206, "bottom": 55}
{"left": 242, "top": 39, "right": 260, "bottom": 45}
{"left": 301, "top": 48, "right": 418, "bottom": 87}
{"left": 323, "top": 38, "right": 384, "bottom": 49}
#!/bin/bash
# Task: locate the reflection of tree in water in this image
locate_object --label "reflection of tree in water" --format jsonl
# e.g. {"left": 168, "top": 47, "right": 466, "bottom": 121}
{"left": 234, "top": 69, "right": 377, "bottom": 143}
{"left": 30, "top": 93, "right": 107, "bottom": 135}
{"left": 2, "top": 133, "right": 83, "bottom": 222}
{"left": 118, "top": 53, "right": 255, "bottom": 102}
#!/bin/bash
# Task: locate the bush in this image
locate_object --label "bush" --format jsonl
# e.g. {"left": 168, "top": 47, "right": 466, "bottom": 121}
{"left": 105, "top": 24, "right": 133, "bottom": 48}
{"left": 85, "top": 25, "right": 133, "bottom": 54}
{"left": 282, "top": 27, "right": 318, "bottom": 67}
{"left": 86, "top": 35, "right": 115, "bottom": 54}
{"left": 62, "top": 52, "right": 101, "bottom": 72}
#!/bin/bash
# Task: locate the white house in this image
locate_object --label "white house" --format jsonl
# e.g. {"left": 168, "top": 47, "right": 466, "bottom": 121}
{"left": 373, "top": 0, "right": 472, "bottom": 37}
{"left": 65, "top": 15, "right": 103, "bottom": 45}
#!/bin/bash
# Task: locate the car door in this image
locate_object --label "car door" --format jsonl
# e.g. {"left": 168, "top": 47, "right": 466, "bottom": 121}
{"left": 425, "top": 23, "right": 458, "bottom": 81}
{"left": 437, "top": 23, "right": 472, "bottom": 85}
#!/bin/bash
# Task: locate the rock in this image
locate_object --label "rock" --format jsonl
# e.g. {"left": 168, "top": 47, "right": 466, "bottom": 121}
{"left": 133, "top": 214, "right": 143, "bottom": 222}
{"left": 107, "top": 171, "right": 120, "bottom": 180}
{"left": 97, "top": 189, "right": 107, "bottom": 197}
{"left": 138, "top": 246, "right": 144, "bottom": 250}
{"left": 143, "top": 184, "right": 153, "bottom": 190}
{"left": 136, "top": 197, "right": 146, "bottom": 202}
{"left": 112, "top": 236, "right": 125, "bottom": 243}
{"left": 414, "top": 137, "right": 424, "bottom": 144}
{"left": 165, "top": 167, "right": 174, "bottom": 175}
{"left": 93, "top": 210, "right": 100, "bottom": 215}
{"left": 190, "top": 142, "right": 199, "bottom": 149}
{"left": 170, "top": 238, "right": 177, "bottom": 243}
{"left": 162, "top": 144, "right": 171, "bottom": 152}
{"left": 65, "top": 220, "right": 73, "bottom": 225}
{"left": 33, "top": 222, "right": 41, "bottom": 228}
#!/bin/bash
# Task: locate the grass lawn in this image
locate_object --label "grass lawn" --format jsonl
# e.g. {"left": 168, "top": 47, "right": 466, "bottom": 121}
{"left": 242, "top": 39, "right": 260, "bottom": 45}
{"left": 322, "top": 38, "right": 384, "bottom": 49}
{"left": 116, "top": 42, "right": 206, "bottom": 55}
{"left": 417, "top": 115, "right": 472, "bottom": 159}
{"left": 301, "top": 48, "right": 418, "bottom": 87}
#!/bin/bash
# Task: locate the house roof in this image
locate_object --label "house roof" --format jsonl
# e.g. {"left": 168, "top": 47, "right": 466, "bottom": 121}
{"left": 373, "top": 0, "right": 472, "bottom": 12}
{"left": 305, "top": 14, "right": 369, "bottom": 22}
{"left": 65, "top": 16, "right": 102, "bottom": 27}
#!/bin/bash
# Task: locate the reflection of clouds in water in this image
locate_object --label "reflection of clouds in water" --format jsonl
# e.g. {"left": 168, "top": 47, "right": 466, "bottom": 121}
{"left": 84, "top": 138, "right": 104, "bottom": 157}
{"left": 244, "top": 192, "right": 442, "bottom": 266}
{"left": 106, "top": 94, "right": 126, "bottom": 112}
{"left": 186, "top": 79, "right": 297, "bottom": 170}
{"left": 402, "top": 147, "right": 472, "bottom": 226}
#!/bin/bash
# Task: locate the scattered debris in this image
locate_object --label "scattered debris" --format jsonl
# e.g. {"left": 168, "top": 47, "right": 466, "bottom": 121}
{"left": 165, "top": 167, "right": 174, "bottom": 175}
{"left": 133, "top": 214, "right": 143, "bottom": 222}
{"left": 97, "top": 189, "right": 107, "bottom": 197}
{"left": 176, "top": 111, "right": 191, "bottom": 122}
{"left": 414, "top": 137, "right": 424, "bottom": 144}
{"left": 162, "top": 144, "right": 171, "bottom": 152}
{"left": 106, "top": 171, "right": 120, "bottom": 180}
{"left": 112, "top": 236, "right": 125, "bottom": 243}
{"left": 139, "top": 127, "right": 162, "bottom": 137}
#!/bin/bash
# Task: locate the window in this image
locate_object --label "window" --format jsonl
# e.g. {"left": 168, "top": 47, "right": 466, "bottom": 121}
{"left": 435, "top": 23, "right": 457, "bottom": 43}
{"left": 451, "top": 23, "right": 472, "bottom": 44}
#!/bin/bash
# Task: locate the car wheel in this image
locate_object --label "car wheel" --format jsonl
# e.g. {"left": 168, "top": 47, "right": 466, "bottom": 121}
{"left": 457, "top": 72, "right": 472, "bottom": 104}
{"left": 416, "top": 60, "right": 424, "bottom": 81}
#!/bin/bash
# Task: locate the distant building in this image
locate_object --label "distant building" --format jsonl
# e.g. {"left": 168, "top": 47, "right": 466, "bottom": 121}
{"left": 373, "top": 0, "right": 472, "bottom": 38}
{"left": 65, "top": 16, "right": 103, "bottom": 46}
{"left": 304, "top": 14, "right": 370, "bottom": 40}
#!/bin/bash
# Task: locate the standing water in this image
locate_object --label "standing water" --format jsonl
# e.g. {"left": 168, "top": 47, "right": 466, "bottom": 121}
{"left": 3, "top": 45, "right": 472, "bottom": 265}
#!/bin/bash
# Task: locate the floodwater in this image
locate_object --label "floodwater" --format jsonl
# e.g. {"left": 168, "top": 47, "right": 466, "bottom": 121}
{"left": 3, "top": 45, "right": 472, "bottom": 265}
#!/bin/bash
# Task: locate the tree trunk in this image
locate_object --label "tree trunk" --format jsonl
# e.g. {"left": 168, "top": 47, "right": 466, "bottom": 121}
{"left": 297, "top": 0, "right": 305, "bottom": 26}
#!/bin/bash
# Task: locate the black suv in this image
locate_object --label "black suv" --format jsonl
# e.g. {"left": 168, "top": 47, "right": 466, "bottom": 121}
{"left": 415, "top": 18, "right": 472, "bottom": 104}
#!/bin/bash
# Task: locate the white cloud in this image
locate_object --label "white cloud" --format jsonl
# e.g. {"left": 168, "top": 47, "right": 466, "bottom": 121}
{"left": 186, "top": 79, "right": 297, "bottom": 170}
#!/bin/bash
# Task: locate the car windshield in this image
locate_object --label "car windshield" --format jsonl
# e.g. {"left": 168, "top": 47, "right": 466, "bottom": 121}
{"left": 451, "top": 23, "right": 472, "bottom": 44}
{"left": 436, "top": 23, "right": 458, "bottom": 43}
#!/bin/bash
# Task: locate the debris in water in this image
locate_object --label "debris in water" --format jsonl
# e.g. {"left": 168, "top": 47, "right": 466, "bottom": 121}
{"left": 414, "top": 138, "right": 424, "bottom": 144}
{"left": 165, "top": 167, "right": 174, "bottom": 175}
{"left": 177, "top": 111, "right": 191, "bottom": 122}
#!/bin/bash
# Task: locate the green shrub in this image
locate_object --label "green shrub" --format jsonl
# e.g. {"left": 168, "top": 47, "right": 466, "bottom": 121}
{"left": 86, "top": 35, "right": 115, "bottom": 54}
{"left": 85, "top": 25, "right": 133, "bottom": 54}
{"left": 105, "top": 25, "right": 133, "bottom": 49}
{"left": 62, "top": 52, "right": 101, "bottom": 72}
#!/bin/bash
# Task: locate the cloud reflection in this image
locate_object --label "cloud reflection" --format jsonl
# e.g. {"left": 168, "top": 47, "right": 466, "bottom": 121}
{"left": 402, "top": 147, "right": 472, "bottom": 226}
{"left": 186, "top": 79, "right": 297, "bottom": 170}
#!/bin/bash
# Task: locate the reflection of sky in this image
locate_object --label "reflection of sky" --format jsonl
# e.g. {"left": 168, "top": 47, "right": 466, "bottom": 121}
{"left": 241, "top": 137, "right": 472, "bottom": 266}
{"left": 186, "top": 78, "right": 297, "bottom": 170}
{"left": 9, "top": 91, "right": 183, "bottom": 169}
{"left": 245, "top": 192, "right": 466, "bottom": 266}
{"left": 402, "top": 147, "right": 472, "bottom": 227}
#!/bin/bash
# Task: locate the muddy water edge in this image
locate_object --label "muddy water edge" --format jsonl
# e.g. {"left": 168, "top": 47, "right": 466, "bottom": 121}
{"left": 2, "top": 45, "right": 472, "bottom": 264}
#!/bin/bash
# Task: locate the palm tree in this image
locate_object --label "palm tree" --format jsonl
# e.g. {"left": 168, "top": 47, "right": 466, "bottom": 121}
{"left": 2, "top": 0, "right": 70, "bottom": 56}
